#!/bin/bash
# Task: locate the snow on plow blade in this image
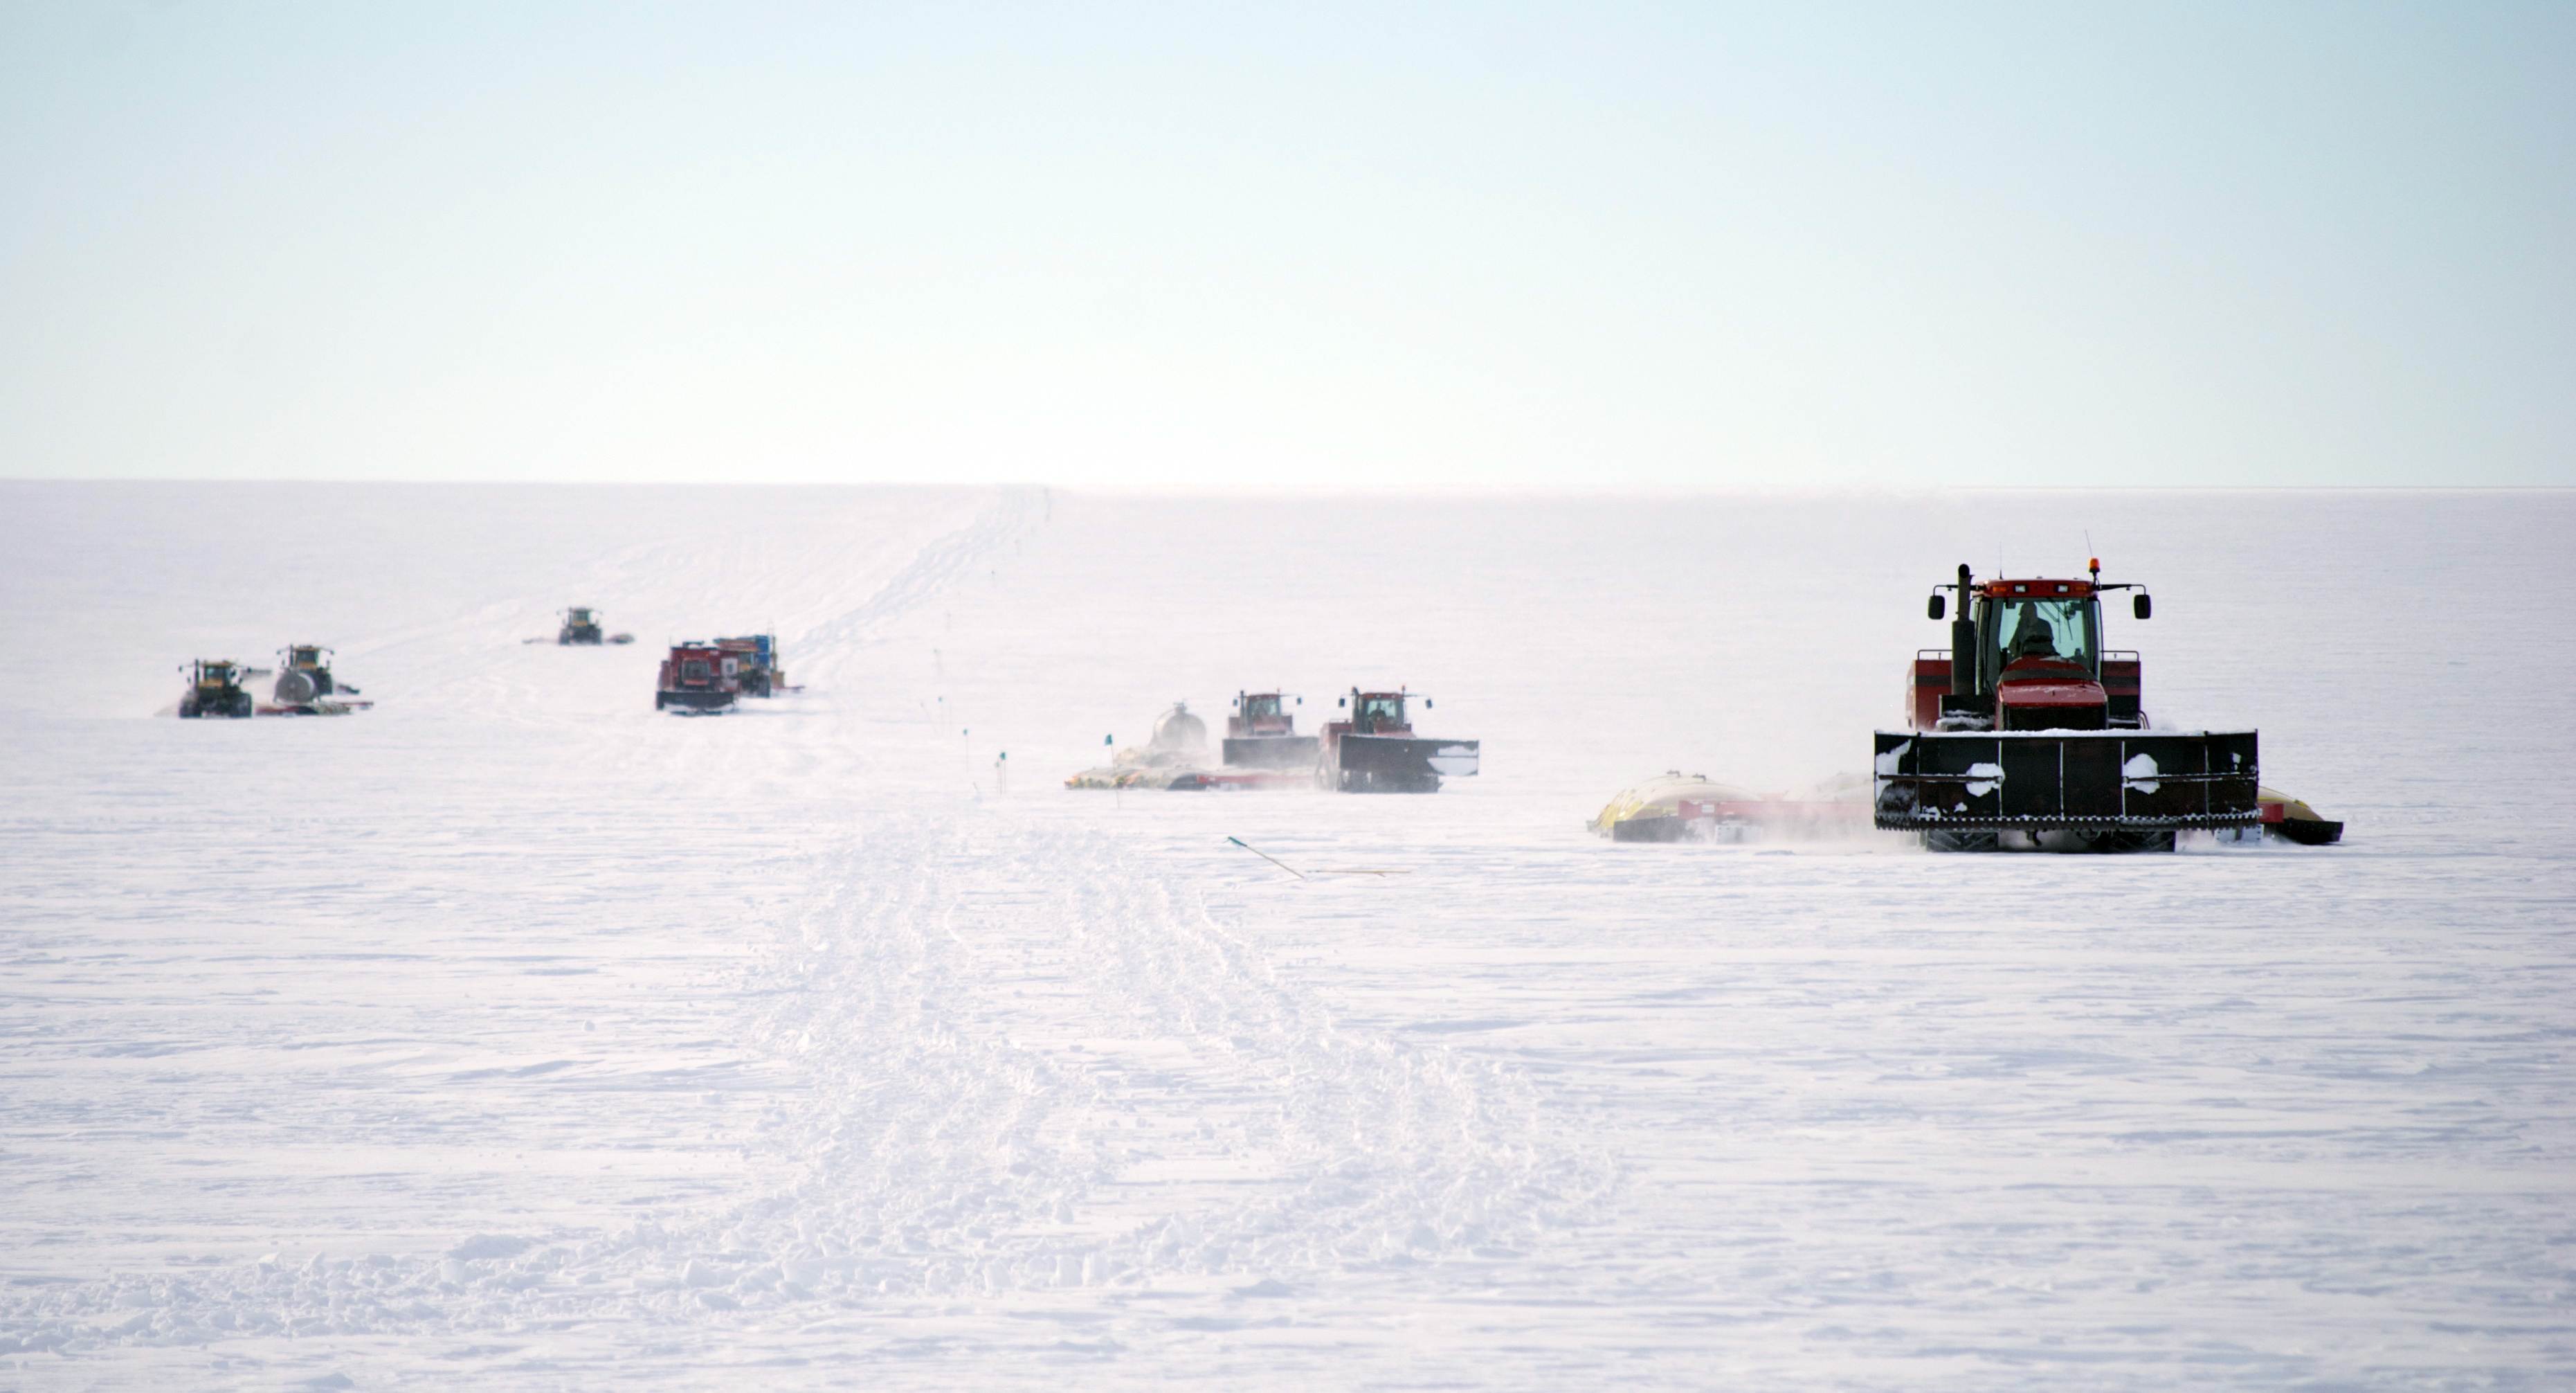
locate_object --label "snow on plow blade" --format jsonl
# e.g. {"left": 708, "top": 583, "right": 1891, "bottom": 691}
{"left": 1339, "top": 735, "right": 1480, "bottom": 791}
{"left": 1873, "top": 730, "right": 2259, "bottom": 831}
{"left": 1224, "top": 735, "right": 1320, "bottom": 769}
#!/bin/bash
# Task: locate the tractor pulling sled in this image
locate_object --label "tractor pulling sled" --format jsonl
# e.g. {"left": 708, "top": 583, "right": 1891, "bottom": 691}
{"left": 1225, "top": 692, "right": 1316, "bottom": 769}
{"left": 1316, "top": 689, "right": 1479, "bottom": 793}
{"left": 262, "top": 644, "right": 371, "bottom": 716}
{"left": 1875, "top": 561, "right": 2341, "bottom": 851}
{"left": 557, "top": 608, "right": 635, "bottom": 645}
{"left": 655, "top": 633, "right": 792, "bottom": 713}
{"left": 176, "top": 652, "right": 373, "bottom": 718}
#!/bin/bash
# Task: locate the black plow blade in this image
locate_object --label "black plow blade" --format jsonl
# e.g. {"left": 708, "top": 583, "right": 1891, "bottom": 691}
{"left": 1333, "top": 735, "right": 1480, "bottom": 793}
{"left": 1874, "top": 730, "right": 2258, "bottom": 832}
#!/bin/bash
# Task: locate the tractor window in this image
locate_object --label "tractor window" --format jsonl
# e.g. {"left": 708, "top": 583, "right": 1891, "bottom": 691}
{"left": 1355, "top": 696, "right": 1404, "bottom": 729}
{"left": 1244, "top": 695, "right": 1281, "bottom": 719}
{"left": 1990, "top": 598, "right": 2096, "bottom": 672}
{"left": 682, "top": 660, "right": 710, "bottom": 681}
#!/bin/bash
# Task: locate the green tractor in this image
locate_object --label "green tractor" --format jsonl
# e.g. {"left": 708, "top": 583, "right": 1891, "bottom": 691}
{"left": 179, "top": 660, "right": 255, "bottom": 719}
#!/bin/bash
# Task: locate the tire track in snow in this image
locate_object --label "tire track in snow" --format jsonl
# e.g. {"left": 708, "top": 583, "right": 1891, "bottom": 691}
{"left": 0, "top": 493, "right": 1068, "bottom": 1372}
{"left": 727, "top": 807, "right": 1620, "bottom": 1296}
{"left": 787, "top": 487, "right": 1042, "bottom": 674}
{"left": 0, "top": 803, "right": 1611, "bottom": 1367}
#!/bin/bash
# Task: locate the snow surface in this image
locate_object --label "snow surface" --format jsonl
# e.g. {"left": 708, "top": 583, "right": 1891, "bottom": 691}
{"left": 2, "top": 482, "right": 2572, "bottom": 1390}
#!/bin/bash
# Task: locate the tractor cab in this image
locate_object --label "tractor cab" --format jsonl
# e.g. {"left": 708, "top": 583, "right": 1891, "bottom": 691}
{"left": 1228, "top": 691, "right": 1299, "bottom": 738}
{"left": 560, "top": 608, "right": 606, "bottom": 645}
{"left": 1914, "top": 564, "right": 2150, "bottom": 733}
{"left": 1976, "top": 580, "right": 2105, "bottom": 731}
{"left": 1346, "top": 692, "right": 1411, "bottom": 735}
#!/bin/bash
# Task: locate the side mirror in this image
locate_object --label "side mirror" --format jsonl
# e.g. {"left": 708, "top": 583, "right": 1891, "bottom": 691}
{"left": 1338, "top": 696, "right": 1346, "bottom": 708}
{"left": 1424, "top": 698, "right": 1433, "bottom": 709}
{"left": 1295, "top": 696, "right": 1301, "bottom": 706}
{"left": 1927, "top": 594, "right": 1945, "bottom": 620}
{"left": 2133, "top": 594, "right": 2152, "bottom": 620}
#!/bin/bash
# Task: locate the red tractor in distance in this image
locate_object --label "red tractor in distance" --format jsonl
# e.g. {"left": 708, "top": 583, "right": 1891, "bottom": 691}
{"left": 1222, "top": 691, "right": 1318, "bottom": 769}
{"left": 656, "top": 642, "right": 739, "bottom": 712}
{"left": 1316, "top": 687, "right": 1480, "bottom": 793}
{"left": 1874, "top": 561, "right": 2258, "bottom": 851}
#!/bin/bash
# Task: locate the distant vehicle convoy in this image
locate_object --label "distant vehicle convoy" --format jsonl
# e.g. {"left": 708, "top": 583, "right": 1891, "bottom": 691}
{"left": 170, "top": 565, "right": 2342, "bottom": 846}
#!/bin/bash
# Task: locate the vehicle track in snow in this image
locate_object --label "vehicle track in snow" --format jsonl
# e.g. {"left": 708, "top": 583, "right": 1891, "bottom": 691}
{"left": 0, "top": 802, "right": 1615, "bottom": 1384}
{"left": 788, "top": 487, "right": 1044, "bottom": 678}
{"left": 727, "top": 805, "right": 1617, "bottom": 1300}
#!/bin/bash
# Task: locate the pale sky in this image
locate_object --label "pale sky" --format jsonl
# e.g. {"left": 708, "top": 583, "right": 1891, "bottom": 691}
{"left": 2, "top": 2, "right": 2568, "bottom": 489}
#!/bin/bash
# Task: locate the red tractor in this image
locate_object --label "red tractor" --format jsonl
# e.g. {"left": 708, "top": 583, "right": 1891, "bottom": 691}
{"left": 655, "top": 642, "right": 739, "bottom": 712}
{"left": 1316, "top": 687, "right": 1480, "bottom": 793}
{"left": 1874, "top": 561, "right": 2258, "bottom": 852}
{"left": 1222, "top": 691, "right": 1317, "bottom": 769}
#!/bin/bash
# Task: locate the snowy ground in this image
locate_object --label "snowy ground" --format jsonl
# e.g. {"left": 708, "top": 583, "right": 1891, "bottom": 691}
{"left": 2, "top": 483, "right": 2571, "bottom": 1390}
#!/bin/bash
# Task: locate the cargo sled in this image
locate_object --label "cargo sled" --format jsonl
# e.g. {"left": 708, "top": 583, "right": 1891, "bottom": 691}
{"left": 1594, "top": 772, "right": 1874, "bottom": 842}
{"left": 1067, "top": 701, "right": 1307, "bottom": 789}
{"left": 2209, "top": 787, "right": 2346, "bottom": 846}
{"left": 714, "top": 634, "right": 791, "bottom": 696}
